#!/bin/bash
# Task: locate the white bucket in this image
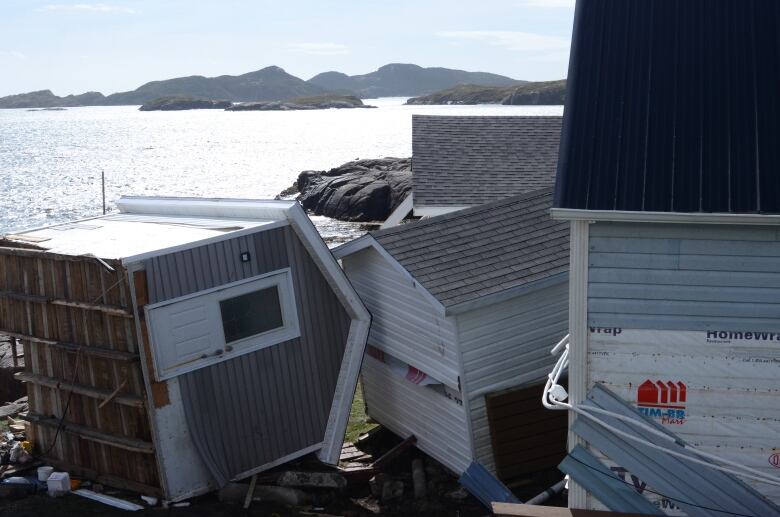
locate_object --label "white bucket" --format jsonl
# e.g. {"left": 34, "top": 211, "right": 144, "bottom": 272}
{"left": 37, "top": 466, "right": 54, "bottom": 482}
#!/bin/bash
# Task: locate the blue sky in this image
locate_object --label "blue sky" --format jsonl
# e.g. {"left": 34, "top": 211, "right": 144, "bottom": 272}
{"left": 0, "top": 1, "right": 575, "bottom": 97}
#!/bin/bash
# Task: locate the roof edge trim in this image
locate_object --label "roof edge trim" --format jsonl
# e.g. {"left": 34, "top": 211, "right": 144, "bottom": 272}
{"left": 334, "top": 235, "right": 447, "bottom": 317}
{"left": 551, "top": 208, "right": 780, "bottom": 226}
{"left": 117, "top": 196, "right": 296, "bottom": 221}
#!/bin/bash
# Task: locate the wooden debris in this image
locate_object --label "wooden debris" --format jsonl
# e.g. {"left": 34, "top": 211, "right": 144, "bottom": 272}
{"left": 278, "top": 471, "right": 347, "bottom": 489}
{"left": 243, "top": 474, "right": 257, "bottom": 510}
{"left": 370, "top": 435, "right": 417, "bottom": 471}
{"left": 340, "top": 443, "right": 372, "bottom": 462}
{"left": 98, "top": 378, "right": 128, "bottom": 410}
{"left": 411, "top": 458, "right": 426, "bottom": 499}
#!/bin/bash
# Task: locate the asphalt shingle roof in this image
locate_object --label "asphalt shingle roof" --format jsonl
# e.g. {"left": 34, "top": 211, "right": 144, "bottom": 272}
{"left": 412, "top": 115, "right": 562, "bottom": 208}
{"left": 371, "top": 188, "right": 569, "bottom": 309}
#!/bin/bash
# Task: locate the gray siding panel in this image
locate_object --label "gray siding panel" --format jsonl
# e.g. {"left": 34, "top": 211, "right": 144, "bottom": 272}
{"left": 457, "top": 282, "right": 569, "bottom": 473}
{"left": 589, "top": 222, "right": 780, "bottom": 331}
{"left": 145, "top": 225, "right": 351, "bottom": 485}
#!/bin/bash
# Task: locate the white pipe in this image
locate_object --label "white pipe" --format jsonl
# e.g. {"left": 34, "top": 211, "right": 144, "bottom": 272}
{"left": 542, "top": 341, "right": 780, "bottom": 488}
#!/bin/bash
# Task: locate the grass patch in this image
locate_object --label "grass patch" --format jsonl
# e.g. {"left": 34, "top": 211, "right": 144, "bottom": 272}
{"left": 345, "top": 382, "right": 377, "bottom": 444}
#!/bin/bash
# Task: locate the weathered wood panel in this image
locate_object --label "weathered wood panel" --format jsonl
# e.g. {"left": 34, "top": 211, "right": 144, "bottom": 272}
{"left": 0, "top": 247, "right": 160, "bottom": 494}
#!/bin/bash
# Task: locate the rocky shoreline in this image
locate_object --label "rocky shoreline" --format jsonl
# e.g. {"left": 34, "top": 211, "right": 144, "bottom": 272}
{"left": 140, "top": 95, "right": 376, "bottom": 112}
{"left": 281, "top": 157, "right": 411, "bottom": 222}
{"left": 406, "top": 79, "right": 566, "bottom": 105}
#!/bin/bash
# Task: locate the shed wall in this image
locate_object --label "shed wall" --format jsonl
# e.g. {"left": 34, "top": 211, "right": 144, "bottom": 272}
{"left": 361, "top": 354, "right": 472, "bottom": 474}
{"left": 142, "top": 225, "right": 351, "bottom": 487}
{"left": 586, "top": 221, "right": 780, "bottom": 506}
{"left": 341, "top": 247, "right": 460, "bottom": 389}
{"left": 456, "top": 282, "right": 568, "bottom": 474}
{"left": 588, "top": 222, "right": 780, "bottom": 331}
{"left": 0, "top": 249, "right": 160, "bottom": 494}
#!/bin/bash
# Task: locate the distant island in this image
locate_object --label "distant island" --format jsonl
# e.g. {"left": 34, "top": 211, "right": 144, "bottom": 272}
{"left": 138, "top": 97, "right": 232, "bottom": 111}
{"left": 226, "top": 95, "right": 375, "bottom": 111}
{"left": 139, "top": 94, "right": 374, "bottom": 111}
{"left": 406, "top": 79, "right": 566, "bottom": 105}
{"left": 0, "top": 64, "right": 524, "bottom": 110}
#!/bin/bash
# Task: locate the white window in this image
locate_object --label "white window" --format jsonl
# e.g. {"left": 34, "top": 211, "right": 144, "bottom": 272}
{"left": 145, "top": 268, "right": 300, "bottom": 380}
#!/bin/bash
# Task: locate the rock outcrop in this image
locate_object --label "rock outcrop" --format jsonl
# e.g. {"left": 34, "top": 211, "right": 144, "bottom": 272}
{"left": 295, "top": 158, "right": 411, "bottom": 222}
{"left": 227, "top": 95, "right": 375, "bottom": 111}
{"left": 405, "top": 79, "right": 566, "bottom": 106}
{"left": 139, "top": 97, "right": 232, "bottom": 111}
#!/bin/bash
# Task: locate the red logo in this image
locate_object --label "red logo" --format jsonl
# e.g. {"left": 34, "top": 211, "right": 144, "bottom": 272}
{"left": 637, "top": 380, "right": 687, "bottom": 409}
{"left": 770, "top": 454, "right": 780, "bottom": 468}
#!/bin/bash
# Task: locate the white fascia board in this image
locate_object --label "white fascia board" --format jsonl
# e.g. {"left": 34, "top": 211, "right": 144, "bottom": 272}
{"left": 337, "top": 235, "right": 448, "bottom": 317}
{"left": 117, "top": 196, "right": 295, "bottom": 221}
{"left": 284, "top": 203, "right": 372, "bottom": 465}
{"left": 551, "top": 208, "right": 780, "bottom": 226}
{"left": 331, "top": 234, "right": 374, "bottom": 260}
{"left": 413, "top": 205, "right": 471, "bottom": 217}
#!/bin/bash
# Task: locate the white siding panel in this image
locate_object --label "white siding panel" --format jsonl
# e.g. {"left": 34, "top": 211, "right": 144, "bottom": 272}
{"left": 469, "top": 396, "right": 496, "bottom": 472}
{"left": 457, "top": 282, "right": 569, "bottom": 473}
{"left": 362, "top": 355, "right": 472, "bottom": 474}
{"left": 342, "top": 247, "right": 460, "bottom": 389}
{"left": 586, "top": 221, "right": 780, "bottom": 508}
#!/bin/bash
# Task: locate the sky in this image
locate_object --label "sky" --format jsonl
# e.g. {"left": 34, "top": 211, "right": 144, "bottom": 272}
{"left": 0, "top": 0, "right": 575, "bottom": 97}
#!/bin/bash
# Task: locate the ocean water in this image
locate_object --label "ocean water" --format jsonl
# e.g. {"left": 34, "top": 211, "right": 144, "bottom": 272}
{"left": 0, "top": 98, "right": 563, "bottom": 243}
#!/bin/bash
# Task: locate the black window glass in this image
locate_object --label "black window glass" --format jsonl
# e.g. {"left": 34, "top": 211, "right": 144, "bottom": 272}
{"left": 219, "top": 285, "right": 284, "bottom": 343}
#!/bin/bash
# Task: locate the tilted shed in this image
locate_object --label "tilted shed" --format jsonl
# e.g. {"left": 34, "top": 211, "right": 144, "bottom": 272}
{"left": 554, "top": 0, "right": 780, "bottom": 511}
{"left": 0, "top": 197, "right": 369, "bottom": 501}
{"left": 334, "top": 189, "right": 570, "bottom": 485}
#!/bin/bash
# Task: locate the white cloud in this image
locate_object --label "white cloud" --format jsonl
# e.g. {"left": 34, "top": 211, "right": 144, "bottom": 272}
{"left": 436, "top": 31, "right": 569, "bottom": 53}
{"left": 521, "top": 0, "right": 575, "bottom": 7}
{"left": 0, "top": 51, "right": 27, "bottom": 60}
{"left": 40, "top": 3, "right": 137, "bottom": 14}
{"left": 287, "top": 43, "right": 349, "bottom": 56}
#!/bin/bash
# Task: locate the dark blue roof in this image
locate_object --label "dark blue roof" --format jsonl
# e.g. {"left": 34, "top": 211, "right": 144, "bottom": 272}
{"left": 554, "top": 0, "right": 780, "bottom": 214}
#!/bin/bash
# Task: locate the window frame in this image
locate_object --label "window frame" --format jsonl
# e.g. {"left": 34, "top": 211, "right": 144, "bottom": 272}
{"left": 145, "top": 268, "right": 300, "bottom": 380}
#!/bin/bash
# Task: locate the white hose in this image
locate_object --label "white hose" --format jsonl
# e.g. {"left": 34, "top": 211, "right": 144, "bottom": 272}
{"left": 543, "top": 339, "right": 780, "bottom": 488}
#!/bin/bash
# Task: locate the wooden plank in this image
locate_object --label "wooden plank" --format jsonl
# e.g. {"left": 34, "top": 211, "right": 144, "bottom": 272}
{"left": 0, "top": 291, "right": 132, "bottom": 317}
{"left": 243, "top": 474, "right": 258, "bottom": 509}
{"left": 0, "top": 246, "right": 123, "bottom": 265}
{"left": 492, "top": 502, "right": 649, "bottom": 517}
{"left": 2, "top": 331, "right": 139, "bottom": 362}
{"left": 99, "top": 379, "right": 128, "bottom": 410}
{"left": 15, "top": 371, "right": 144, "bottom": 408}
{"left": 51, "top": 299, "right": 133, "bottom": 318}
{"left": 23, "top": 413, "right": 154, "bottom": 454}
{"left": 371, "top": 435, "right": 416, "bottom": 471}
{"left": 133, "top": 270, "right": 170, "bottom": 407}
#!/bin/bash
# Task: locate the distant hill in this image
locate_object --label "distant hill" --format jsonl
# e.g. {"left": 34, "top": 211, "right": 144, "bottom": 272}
{"left": 308, "top": 63, "right": 521, "bottom": 98}
{"left": 0, "top": 64, "right": 528, "bottom": 109}
{"left": 405, "top": 79, "right": 566, "bottom": 105}
{"left": 104, "top": 66, "right": 325, "bottom": 105}
{"left": 0, "top": 89, "right": 106, "bottom": 109}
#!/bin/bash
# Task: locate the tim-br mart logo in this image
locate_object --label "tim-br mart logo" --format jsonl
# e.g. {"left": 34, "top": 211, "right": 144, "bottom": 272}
{"left": 636, "top": 380, "right": 687, "bottom": 425}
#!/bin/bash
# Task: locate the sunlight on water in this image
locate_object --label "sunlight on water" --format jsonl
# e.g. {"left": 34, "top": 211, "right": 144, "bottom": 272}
{"left": 0, "top": 98, "right": 562, "bottom": 241}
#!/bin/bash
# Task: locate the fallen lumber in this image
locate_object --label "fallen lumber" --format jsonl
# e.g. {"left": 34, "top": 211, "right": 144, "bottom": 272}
{"left": 370, "top": 435, "right": 416, "bottom": 471}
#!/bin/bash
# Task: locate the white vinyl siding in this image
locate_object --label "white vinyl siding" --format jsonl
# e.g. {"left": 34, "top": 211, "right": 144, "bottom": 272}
{"left": 362, "top": 355, "right": 472, "bottom": 474}
{"left": 342, "top": 247, "right": 460, "bottom": 389}
{"left": 456, "top": 281, "right": 569, "bottom": 472}
{"left": 586, "top": 221, "right": 780, "bottom": 506}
